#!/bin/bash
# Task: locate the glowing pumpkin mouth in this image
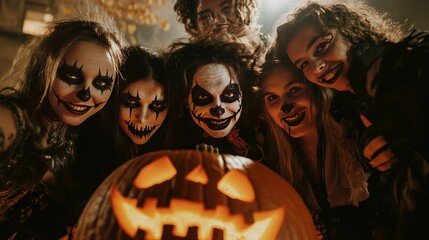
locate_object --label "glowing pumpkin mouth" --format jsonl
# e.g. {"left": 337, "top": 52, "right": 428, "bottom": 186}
{"left": 110, "top": 185, "right": 285, "bottom": 240}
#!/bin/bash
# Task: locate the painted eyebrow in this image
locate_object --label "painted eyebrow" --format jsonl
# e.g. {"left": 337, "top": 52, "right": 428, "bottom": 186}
{"left": 122, "top": 90, "right": 141, "bottom": 101}
{"left": 221, "top": 82, "right": 239, "bottom": 93}
{"left": 263, "top": 80, "right": 300, "bottom": 97}
{"left": 293, "top": 34, "right": 324, "bottom": 66}
{"left": 59, "top": 60, "right": 84, "bottom": 74}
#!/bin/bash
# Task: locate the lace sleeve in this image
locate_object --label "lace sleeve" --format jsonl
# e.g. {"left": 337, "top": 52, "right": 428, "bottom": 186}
{"left": 0, "top": 95, "right": 27, "bottom": 178}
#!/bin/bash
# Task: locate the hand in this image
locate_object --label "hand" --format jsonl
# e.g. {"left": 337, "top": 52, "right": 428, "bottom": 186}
{"left": 360, "top": 114, "right": 397, "bottom": 171}
{"left": 363, "top": 135, "right": 398, "bottom": 171}
{"left": 195, "top": 143, "right": 219, "bottom": 154}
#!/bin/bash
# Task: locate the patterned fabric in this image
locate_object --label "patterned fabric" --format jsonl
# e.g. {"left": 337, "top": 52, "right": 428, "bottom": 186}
{"left": 0, "top": 94, "right": 77, "bottom": 238}
{"left": 0, "top": 95, "right": 35, "bottom": 220}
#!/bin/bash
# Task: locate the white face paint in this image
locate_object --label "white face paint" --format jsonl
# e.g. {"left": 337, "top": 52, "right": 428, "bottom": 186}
{"left": 48, "top": 40, "right": 115, "bottom": 126}
{"left": 188, "top": 63, "right": 242, "bottom": 138}
{"left": 119, "top": 79, "right": 168, "bottom": 145}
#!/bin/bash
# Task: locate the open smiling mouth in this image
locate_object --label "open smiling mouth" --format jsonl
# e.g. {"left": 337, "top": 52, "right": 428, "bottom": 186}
{"left": 191, "top": 105, "right": 242, "bottom": 131}
{"left": 319, "top": 63, "right": 344, "bottom": 84}
{"left": 281, "top": 111, "right": 305, "bottom": 127}
{"left": 53, "top": 91, "right": 104, "bottom": 115}
{"left": 126, "top": 120, "right": 157, "bottom": 138}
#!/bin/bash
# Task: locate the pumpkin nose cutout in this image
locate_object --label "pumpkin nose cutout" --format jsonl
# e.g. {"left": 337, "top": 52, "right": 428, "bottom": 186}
{"left": 281, "top": 102, "right": 294, "bottom": 113}
{"left": 77, "top": 87, "right": 91, "bottom": 102}
{"left": 210, "top": 105, "right": 225, "bottom": 117}
{"left": 185, "top": 164, "right": 208, "bottom": 184}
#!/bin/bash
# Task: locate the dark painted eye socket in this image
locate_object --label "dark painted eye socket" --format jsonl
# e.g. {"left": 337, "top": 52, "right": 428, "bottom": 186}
{"left": 192, "top": 85, "right": 214, "bottom": 106}
{"left": 120, "top": 92, "right": 140, "bottom": 109}
{"left": 57, "top": 64, "right": 84, "bottom": 85}
{"left": 221, "top": 83, "right": 240, "bottom": 103}
{"left": 314, "top": 33, "right": 333, "bottom": 56}
{"left": 149, "top": 100, "right": 167, "bottom": 114}
{"left": 93, "top": 76, "right": 113, "bottom": 91}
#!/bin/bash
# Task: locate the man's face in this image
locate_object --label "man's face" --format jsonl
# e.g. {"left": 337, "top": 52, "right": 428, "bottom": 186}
{"left": 119, "top": 79, "right": 167, "bottom": 145}
{"left": 188, "top": 63, "right": 242, "bottom": 138}
{"left": 197, "top": 0, "right": 235, "bottom": 32}
{"left": 49, "top": 40, "right": 115, "bottom": 126}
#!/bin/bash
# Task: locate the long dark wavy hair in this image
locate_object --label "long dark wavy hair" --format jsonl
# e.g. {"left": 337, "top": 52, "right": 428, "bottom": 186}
{"left": 274, "top": 0, "right": 405, "bottom": 65}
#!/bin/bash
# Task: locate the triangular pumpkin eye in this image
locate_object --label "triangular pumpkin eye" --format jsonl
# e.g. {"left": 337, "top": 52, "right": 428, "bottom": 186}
{"left": 133, "top": 156, "right": 177, "bottom": 188}
{"left": 185, "top": 164, "right": 208, "bottom": 184}
{"left": 217, "top": 169, "right": 255, "bottom": 202}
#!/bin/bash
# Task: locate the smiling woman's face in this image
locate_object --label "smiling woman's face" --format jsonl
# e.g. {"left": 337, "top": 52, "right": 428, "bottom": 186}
{"left": 48, "top": 40, "right": 115, "bottom": 126}
{"left": 286, "top": 24, "right": 352, "bottom": 92}
{"left": 262, "top": 67, "right": 316, "bottom": 138}
{"left": 188, "top": 63, "right": 242, "bottom": 138}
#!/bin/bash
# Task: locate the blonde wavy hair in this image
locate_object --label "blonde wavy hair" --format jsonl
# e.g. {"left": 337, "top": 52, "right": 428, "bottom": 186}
{"left": 261, "top": 60, "right": 369, "bottom": 206}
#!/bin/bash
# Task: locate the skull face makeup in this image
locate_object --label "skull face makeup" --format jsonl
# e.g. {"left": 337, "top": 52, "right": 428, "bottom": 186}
{"left": 119, "top": 79, "right": 167, "bottom": 145}
{"left": 48, "top": 40, "right": 115, "bottom": 126}
{"left": 188, "top": 63, "right": 242, "bottom": 138}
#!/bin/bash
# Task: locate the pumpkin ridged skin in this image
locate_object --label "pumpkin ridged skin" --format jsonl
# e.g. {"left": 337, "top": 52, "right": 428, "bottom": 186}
{"left": 76, "top": 150, "right": 318, "bottom": 240}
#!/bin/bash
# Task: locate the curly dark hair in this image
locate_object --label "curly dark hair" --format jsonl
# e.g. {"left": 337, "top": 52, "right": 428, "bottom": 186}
{"left": 173, "top": 0, "right": 260, "bottom": 36}
{"left": 274, "top": 1, "right": 405, "bottom": 64}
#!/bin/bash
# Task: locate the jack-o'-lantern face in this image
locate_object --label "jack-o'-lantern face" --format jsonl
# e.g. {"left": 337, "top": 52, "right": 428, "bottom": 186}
{"left": 77, "top": 150, "right": 318, "bottom": 240}
{"left": 110, "top": 156, "right": 283, "bottom": 239}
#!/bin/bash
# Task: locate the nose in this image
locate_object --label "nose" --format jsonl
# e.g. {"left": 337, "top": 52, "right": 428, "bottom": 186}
{"left": 76, "top": 87, "right": 90, "bottom": 102}
{"left": 210, "top": 105, "right": 225, "bottom": 117}
{"left": 311, "top": 60, "right": 326, "bottom": 73}
{"left": 281, "top": 102, "right": 294, "bottom": 114}
{"left": 137, "top": 106, "right": 149, "bottom": 122}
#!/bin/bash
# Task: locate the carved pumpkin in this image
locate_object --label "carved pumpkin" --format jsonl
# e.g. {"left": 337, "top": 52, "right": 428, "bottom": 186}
{"left": 76, "top": 150, "right": 317, "bottom": 240}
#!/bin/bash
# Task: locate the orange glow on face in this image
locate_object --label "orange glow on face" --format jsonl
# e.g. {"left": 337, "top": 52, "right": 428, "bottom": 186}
{"left": 110, "top": 185, "right": 285, "bottom": 239}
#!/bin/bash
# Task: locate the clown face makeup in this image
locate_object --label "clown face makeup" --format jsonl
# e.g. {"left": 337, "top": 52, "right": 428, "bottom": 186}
{"left": 286, "top": 24, "right": 352, "bottom": 92}
{"left": 48, "top": 40, "right": 115, "bottom": 126}
{"left": 262, "top": 67, "right": 316, "bottom": 139}
{"left": 119, "top": 79, "right": 167, "bottom": 145}
{"left": 188, "top": 63, "right": 242, "bottom": 138}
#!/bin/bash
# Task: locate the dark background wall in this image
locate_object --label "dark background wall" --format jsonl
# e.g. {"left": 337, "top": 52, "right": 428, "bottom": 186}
{"left": 0, "top": 0, "right": 428, "bottom": 76}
